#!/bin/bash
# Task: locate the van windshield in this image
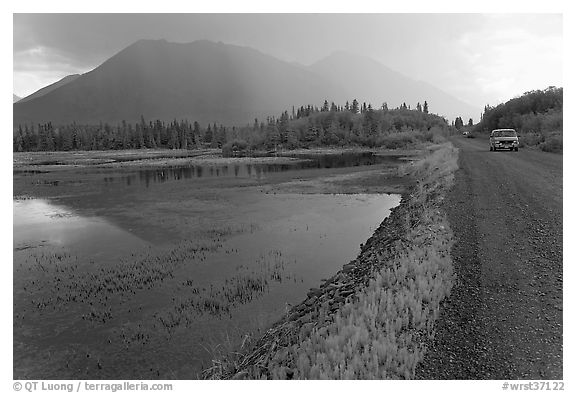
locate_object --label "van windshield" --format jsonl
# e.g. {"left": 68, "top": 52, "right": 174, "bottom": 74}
{"left": 492, "top": 130, "right": 517, "bottom": 137}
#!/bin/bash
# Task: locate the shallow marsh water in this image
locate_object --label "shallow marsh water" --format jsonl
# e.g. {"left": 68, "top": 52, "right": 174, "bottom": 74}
{"left": 13, "top": 152, "right": 402, "bottom": 379}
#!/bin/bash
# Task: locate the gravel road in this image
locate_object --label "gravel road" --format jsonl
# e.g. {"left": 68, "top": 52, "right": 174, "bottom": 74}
{"left": 416, "top": 137, "right": 563, "bottom": 379}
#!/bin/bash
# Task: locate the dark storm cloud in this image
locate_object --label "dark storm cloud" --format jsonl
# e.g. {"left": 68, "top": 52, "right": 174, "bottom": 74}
{"left": 13, "top": 14, "right": 485, "bottom": 69}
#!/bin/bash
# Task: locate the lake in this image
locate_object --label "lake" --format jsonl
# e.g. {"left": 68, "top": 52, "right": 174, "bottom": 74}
{"left": 13, "top": 152, "right": 402, "bottom": 379}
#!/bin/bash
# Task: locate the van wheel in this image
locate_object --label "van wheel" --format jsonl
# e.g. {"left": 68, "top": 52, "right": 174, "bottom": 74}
{"left": 490, "top": 146, "right": 493, "bottom": 151}
{"left": 515, "top": 147, "right": 519, "bottom": 151}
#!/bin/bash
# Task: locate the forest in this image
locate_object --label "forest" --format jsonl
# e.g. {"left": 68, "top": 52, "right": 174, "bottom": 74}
{"left": 473, "top": 87, "right": 563, "bottom": 152}
{"left": 13, "top": 99, "right": 449, "bottom": 153}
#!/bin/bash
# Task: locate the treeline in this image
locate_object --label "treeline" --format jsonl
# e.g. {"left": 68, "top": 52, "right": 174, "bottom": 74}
{"left": 13, "top": 117, "right": 224, "bottom": 152}
{"left": 13, "top": 99, "right": 448, "bottom": 153}
{"left": 453, "top": 116, "right": 473, "bottom": 130}
{"left": 473, "top": 87, "right": 562, "bottom": 152}
{"left": 475, "top": 86, "right": 562, "bottom": 133}
{"left": 225, "top": 100, "right": 447, "bottom": 154}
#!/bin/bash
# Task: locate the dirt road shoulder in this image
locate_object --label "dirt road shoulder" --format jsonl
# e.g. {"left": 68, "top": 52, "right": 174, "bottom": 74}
{"left": 416, "top": 137, "right": 562, "bottom": 379}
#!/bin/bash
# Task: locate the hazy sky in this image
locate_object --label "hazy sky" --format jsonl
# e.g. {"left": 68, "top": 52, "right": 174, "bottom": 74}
{"left": 13, "top": 13, "right": 562, "bottom": 108}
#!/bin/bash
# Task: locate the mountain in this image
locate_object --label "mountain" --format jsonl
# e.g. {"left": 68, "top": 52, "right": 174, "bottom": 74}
{"left": 13, "top": 94, "right": 20, "bottom": 103}
{"left": 13, "top": 39, "right": 477, "bottom": 127}
{"left": 18, "top": 74, "right": 80, "bottom": 104}
{"left": 13, "top": 39, "right": 341, "bottom": 126}
{"left": 308, "top": 51, "right": 477, "bottom": 122}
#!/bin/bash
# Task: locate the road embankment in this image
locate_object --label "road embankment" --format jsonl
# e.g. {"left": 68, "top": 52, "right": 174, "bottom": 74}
{"left": 203, "top": 142, "right": 459, "bottom": 379}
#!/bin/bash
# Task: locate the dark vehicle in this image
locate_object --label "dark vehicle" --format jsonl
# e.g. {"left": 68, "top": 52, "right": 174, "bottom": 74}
{"left": 490, "top": 129, "right": 519, "bottom": 151}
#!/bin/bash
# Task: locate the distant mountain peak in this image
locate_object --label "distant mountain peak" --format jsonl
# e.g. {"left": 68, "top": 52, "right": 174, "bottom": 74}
{"left": 133, "top": 38, "right": 168, "bottom": 45}
{"left": 13, "top": 39, "right": 341, "bottom": 126}
{"left": 13, "top": 39, "right": 478, "bottom": 126}
{"left": 309, "top": 51, "right": 477, "bottom": 120}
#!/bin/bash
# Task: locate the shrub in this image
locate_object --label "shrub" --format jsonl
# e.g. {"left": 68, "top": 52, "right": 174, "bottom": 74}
{"left": 376, "top": 129, "right": 441, "bottom": 149}
{"left": 429, "top": 126, "right": 447, "bottom": 143}
{"left": 518, "top": 132, "right": 543, "bottom": 148}
{"left": 540, "top": 133, "right": 562, "bottom": 153}
{"left": 540, "top": 110, "right": 563, "bottom": 133}
{"left": 379, "top": 131, "right": 416, "bottom": 149}
{"left": 222, "top": 139, "right": 249, "bottom": 157}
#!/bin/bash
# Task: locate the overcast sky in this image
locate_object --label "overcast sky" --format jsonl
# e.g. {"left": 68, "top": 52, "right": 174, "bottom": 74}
{"left": 13, "top": 13, "right": 562, "bottom": 108}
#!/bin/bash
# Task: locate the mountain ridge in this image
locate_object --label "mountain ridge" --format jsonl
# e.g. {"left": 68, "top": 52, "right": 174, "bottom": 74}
{"left": 14, "top": 39, "right": 342, "bottom": 126}
{"left": 308, "top": 51, "right": 476, "bottom": 121}
{"left": 18, "top": 74, "right": 81, "bottom": 104}
{"left": 14, "top": 39, "right": 477, "bottom": 126}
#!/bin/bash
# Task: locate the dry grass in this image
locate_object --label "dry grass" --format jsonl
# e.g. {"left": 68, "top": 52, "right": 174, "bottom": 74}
{"left": 286, "top": 145, "right": 457, "bottom": 379}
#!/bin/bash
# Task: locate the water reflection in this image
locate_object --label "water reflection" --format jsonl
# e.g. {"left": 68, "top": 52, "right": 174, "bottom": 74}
{"left": 13, "top": 199, "right": 147, "bottom": 261}
{"left": 103, "top": 152, "right": 398, "bottom": 187}
{"left": 13, "top": 151, "right": 403, "bottom": 379}
{"left": 13, "top": 191, "right": 401, "bottom": 379}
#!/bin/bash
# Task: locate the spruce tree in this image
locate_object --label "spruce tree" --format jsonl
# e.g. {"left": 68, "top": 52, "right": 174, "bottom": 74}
{"left": 351, "top": 99, "right": 359, "bottom": 114}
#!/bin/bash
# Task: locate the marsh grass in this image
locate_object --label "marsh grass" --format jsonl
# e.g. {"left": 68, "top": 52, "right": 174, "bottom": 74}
{"left": 153, "top": 249, "right": 300, "bottom": 334}
{"left": 200, "top": 330, "right": 257, "bottom": 378}
{"left": 205, "top": 222, "right": 261, "bottom": 237}
{"left": 16, "top": 213, "right": 299, "bottom": 369}
{"left": 16, "top": 239, "right": 223, "bottom": 318}
{"left": 204, "top": 143, "right": 458, "bottom": 379}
